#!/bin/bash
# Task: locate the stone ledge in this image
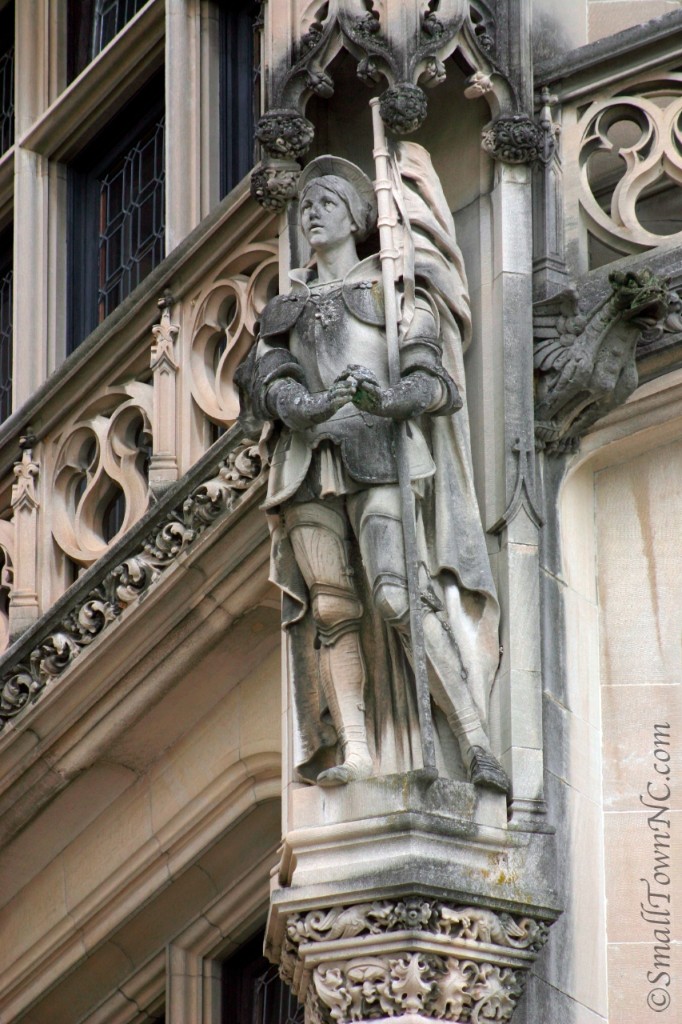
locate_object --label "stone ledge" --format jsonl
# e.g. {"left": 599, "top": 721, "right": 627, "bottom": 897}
{"left": 536, "top": 8, "right": 682, "bottom": 87}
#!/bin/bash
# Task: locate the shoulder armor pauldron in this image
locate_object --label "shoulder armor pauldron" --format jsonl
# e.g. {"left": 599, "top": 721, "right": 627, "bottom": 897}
{"left": 259, "top": 293, "right": 307, "bottom": 339}
{"left": 342, "top": 280, "right": 386, "bottom": 326}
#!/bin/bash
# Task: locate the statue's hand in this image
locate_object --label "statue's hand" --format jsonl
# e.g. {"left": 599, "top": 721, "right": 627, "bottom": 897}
{"left": 336, "top": 366, "right": 383, "bottom": 413}
{"left": 351, "top": 371, "right": 446, "bottom": 420}
{"left": 267, "top": 378, "right": 356, "bottom": 429}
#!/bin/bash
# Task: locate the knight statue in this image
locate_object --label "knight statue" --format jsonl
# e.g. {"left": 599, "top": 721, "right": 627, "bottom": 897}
{"left": 246, "top": 142, "right": 508, "bottom": 794}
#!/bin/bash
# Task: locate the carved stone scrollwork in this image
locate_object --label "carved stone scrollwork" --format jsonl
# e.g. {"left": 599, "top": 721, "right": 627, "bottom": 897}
{"left": 0, "top": 437, "right": 263, "bottom": 730}
{"left": 279, "top": 899, "right": 550, "bottom": 1024}
{"left": 51, "top": 383, "right": 153, "bottom": 567}
{"left": 534, "top": 269, "right": 671, "bottom": 453}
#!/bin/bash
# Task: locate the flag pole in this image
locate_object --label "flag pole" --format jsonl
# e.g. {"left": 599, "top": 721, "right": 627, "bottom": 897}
{"left": 370, "top": 98, "right": 437, "bottom": 781}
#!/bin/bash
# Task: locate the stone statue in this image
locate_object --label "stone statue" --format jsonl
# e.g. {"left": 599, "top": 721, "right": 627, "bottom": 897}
{"left": 248, "top": 145, "right": 508, "bottom": 793}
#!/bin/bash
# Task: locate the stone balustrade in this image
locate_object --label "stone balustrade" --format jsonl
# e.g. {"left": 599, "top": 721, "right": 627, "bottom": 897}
{"left": 0, "top": 181, "right": 277, "bottom": 654}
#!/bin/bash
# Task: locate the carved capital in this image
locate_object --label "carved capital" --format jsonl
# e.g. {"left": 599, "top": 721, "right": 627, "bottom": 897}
{"left": 481, "top": 114, "right": 546, "bottom": 165}
{"left": 251, "top": 108, "right": 314, "bottom": 212}
{"left": 278, "top": 898, "right": 551, "bottom": 1023}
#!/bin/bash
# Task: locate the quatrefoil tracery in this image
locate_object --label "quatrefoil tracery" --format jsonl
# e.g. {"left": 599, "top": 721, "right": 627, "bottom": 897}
{"left": 189, "top": 243, "right": 279, "bottom": 426}
{"left": 52, "top": 384, "right": 153, "bottom": 567}
{"left": 579, "top": 78, "right": 682, "bottom": 253}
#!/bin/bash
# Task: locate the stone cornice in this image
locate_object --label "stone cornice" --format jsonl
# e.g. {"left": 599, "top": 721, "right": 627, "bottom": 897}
{"left": 535, "top": 10, "right": 682, "bottom": 99}
{"left": 0, "top": 424, "right": 264, "bottom": 733}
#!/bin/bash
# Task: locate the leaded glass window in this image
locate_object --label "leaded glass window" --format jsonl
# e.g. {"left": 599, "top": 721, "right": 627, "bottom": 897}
{"left": 97, "top": 116, "right": 165, "bottom": 322}
{"left": 68, "top": 0, "right": 147, "bottom": 81}
{"left": 69, "top": 75, "right": 165, "bottom": 350}
{"left": 0, "top": 3, "right": 14, "bottom": 157}
{"left": 0, "top": 246, "right": 12, "bottom": 424}
{"left": 219, "top": 0, "right": 261, "bottom": 197}
{"left": 222, "top": 930, "right": 304, "bottom": 1024}
{"left": 92, "top": 0, "right": 147, "bottom": 55}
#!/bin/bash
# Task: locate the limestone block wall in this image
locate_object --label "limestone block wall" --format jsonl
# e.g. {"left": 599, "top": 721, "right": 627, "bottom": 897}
{"left": 595, "top": 434, "right": 682, "bottom": 1022}
{"left": 537, "top": 0, "right": 682, "bottom": 46}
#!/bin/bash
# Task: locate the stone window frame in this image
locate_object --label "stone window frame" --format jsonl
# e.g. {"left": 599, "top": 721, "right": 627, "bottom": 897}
{"left": 0, "top": 1, "right": 14, "bottom": 159}
{"left": 66, "top": 0, "right": 150, "bottom": 84}
{"left": 7, "top": 0, "right": 263, "bottom": 402}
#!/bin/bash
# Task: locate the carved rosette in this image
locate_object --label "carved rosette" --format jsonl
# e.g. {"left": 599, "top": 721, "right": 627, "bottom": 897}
{"left": 481, "top": 115, "right": 546, "bottom": 165}
{"left": 277, "top": 899, "right": 551, "bottom": 1023}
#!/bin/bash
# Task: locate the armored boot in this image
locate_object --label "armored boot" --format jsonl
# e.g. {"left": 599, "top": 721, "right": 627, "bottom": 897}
{"left": 316, "top": 630, "right": 373, "bottom": 787}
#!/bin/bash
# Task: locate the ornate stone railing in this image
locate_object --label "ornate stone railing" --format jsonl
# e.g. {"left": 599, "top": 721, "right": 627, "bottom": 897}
{"left": 0, "top": 424, "right": 264, "bottom": 732}
{"left": 0, "top": 181, "right": 277, "bottom": 652}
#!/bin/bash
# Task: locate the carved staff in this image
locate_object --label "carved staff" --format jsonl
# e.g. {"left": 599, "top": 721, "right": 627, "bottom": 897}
{"left": 370, "top": 97, "right": 437, "bottom": 780}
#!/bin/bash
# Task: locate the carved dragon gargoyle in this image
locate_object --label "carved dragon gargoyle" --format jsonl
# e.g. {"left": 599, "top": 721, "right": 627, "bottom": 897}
{"left": 534, "top": 269, "right": 670, "bottom": 454}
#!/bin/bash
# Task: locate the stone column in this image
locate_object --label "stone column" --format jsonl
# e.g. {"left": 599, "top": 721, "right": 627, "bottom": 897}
{"left": 13, "top": 0, "right": 51, "bottom": 405}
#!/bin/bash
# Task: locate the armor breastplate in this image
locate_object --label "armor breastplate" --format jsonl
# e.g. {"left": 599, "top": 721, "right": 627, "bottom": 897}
{"left": 289, "top": 285, "right": 391, "bottom": 393}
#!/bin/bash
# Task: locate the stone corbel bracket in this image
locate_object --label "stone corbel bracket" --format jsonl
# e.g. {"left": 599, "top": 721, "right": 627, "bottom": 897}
{"left": 534, "top": 268, "right": 671, "bottom": 454}
{"left": 482, "top": 111, "right": 558, "bottom": 168}
{"left": 253, "top": 0, "right": 511, "bottom": 209}
{"left": 274, "top": 897, "right": 553, "bottom": 1023}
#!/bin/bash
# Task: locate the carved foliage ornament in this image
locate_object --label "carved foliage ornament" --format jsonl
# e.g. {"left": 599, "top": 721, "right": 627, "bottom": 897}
{"left": 308, "top": 955, "right": 524, "bottom": 1023}
{"left": 481, "top": 114, "right": 554, "bottom": 166}
{"left": 0, "top": 438, "right": 262, "bottom": 729}
{"left": 281, "top": 899, "right": 550, "bottom": 1024}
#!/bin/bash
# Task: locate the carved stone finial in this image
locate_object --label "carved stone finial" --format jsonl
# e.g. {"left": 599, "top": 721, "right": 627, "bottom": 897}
{"left": 481, "top": 114, "right": 545, "bottom": 165}
{"left": 379, "top": 82, "right": 429, "bottom": 135}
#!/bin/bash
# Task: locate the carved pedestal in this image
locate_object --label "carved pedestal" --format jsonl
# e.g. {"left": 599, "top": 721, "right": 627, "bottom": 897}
{"left": 267, "top": 777, "right": 559, "bottom": 1024}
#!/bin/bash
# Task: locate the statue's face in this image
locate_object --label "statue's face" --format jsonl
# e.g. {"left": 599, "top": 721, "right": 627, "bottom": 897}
{"left": 300, "top": 183, "right": 355, "bottom": 250}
